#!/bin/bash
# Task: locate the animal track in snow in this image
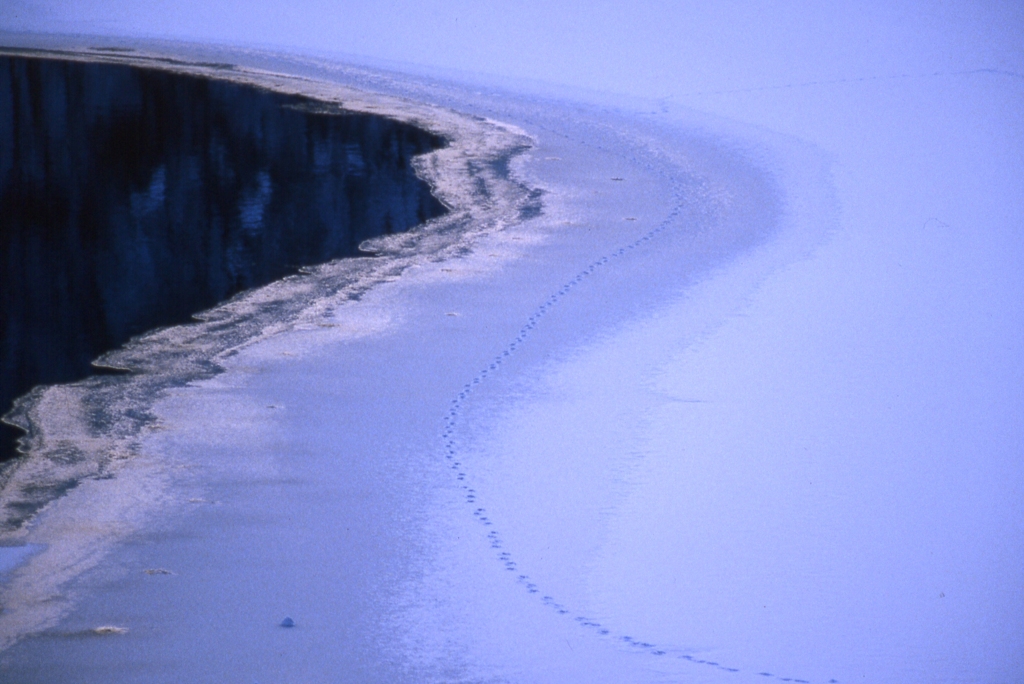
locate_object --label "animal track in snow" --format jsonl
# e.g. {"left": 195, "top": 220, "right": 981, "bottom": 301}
{"left": 440, "top": 128, "right": 837, "bottom": 684}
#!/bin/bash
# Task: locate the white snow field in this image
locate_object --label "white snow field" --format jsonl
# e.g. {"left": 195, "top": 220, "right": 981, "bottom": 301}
{"left": 1, "top": 3, "right": 1022, "bottom": 683}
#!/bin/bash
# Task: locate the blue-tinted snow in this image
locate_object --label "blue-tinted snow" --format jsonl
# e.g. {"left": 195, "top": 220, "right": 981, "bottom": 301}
{"left": 0, "top": 3, "right": 1021, "bottom": 682}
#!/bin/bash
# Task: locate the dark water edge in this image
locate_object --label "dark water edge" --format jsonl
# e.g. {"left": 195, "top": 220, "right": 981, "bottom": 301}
{"left": 0, "top": 56, "right": 448, "bottom": 461}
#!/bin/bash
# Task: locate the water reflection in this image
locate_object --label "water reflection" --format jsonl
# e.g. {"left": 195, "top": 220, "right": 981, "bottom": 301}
{"left": 0, "top": 56, "right": 447, "bottom": 460}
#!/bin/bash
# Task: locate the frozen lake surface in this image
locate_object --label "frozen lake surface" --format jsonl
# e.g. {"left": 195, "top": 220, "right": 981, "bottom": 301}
{"left": 0, "top": 7, "right": 1022, "bottom": 682}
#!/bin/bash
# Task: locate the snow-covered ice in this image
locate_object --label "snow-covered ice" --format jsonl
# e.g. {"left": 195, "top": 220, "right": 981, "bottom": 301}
{"left": 0, "top": 3, "right": 1021, "bottom": 682}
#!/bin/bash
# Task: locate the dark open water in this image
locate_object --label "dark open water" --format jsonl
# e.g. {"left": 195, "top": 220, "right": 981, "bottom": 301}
{"left": 0, "top": 55, "right": 447, "bottom": 461}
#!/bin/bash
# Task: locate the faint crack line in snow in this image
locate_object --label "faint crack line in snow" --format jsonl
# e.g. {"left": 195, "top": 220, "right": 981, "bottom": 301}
{"left": 671, "top": 67, "right": 1023, "bottom": 99}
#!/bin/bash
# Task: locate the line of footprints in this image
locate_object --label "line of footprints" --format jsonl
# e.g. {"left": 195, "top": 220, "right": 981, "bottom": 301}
{"left": 441, "top": 176, "right": 840, "bottom": 684}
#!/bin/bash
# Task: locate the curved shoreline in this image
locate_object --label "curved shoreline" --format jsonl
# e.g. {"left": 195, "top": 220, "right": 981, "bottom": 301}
{"left": 0, "top": 38, "right": 540, "bottom": 652}
{"left": 0, "top": 40, "right": 536, "bottom": 536}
